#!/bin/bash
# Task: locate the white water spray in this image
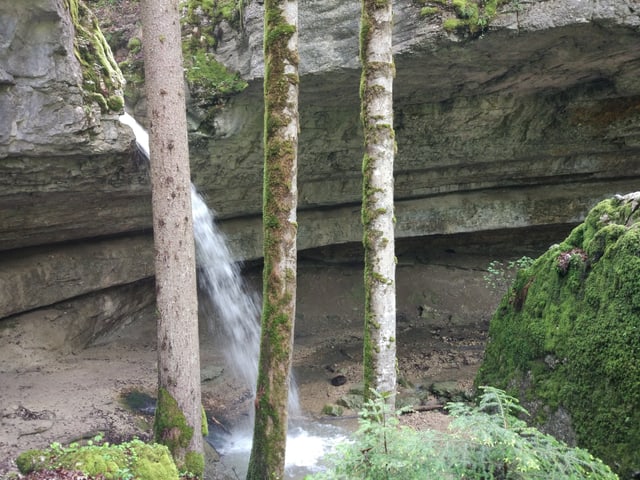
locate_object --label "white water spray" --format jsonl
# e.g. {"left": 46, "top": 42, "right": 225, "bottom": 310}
{"left": 190, "top": 186, "right": 261, "bottom": 394}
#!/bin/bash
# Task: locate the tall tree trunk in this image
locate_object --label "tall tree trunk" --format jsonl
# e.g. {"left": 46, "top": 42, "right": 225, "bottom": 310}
{"left": 246, "top": 0, "right": 299, "bottom": 478}
{"left": 141, "top": 0, "right": 204, "bottom": 475}
{"left": 360, "top": 0, "right": 397, "bottom": 407}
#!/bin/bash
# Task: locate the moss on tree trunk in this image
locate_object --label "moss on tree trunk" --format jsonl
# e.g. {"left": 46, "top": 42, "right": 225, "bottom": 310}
{"left": 154, "top": 388, "right": 204, "bottom": 475}
{"left": 246, "top": 0, "right": 299, "bottom": 478}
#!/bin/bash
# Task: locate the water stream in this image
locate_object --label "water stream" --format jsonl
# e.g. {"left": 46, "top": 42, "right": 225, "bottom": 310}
{"left": 119, "top": 113, "right": 348, "bottom": 477}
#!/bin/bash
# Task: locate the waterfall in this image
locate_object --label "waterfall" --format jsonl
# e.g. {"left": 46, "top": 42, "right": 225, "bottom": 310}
{"left": 118, "top": 113, "right": 300, "bottom": 417}
{"left": 190, "top": 185, "right": 261, "bottom": 393}
{"left": 118, "top": 112, "right": 149, "bottom": 159}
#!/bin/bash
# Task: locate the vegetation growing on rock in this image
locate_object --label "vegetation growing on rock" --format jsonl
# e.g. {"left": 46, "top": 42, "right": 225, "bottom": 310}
{"left": 181, "top": 0, "right": 248, "bottom": 125}
{"left": 415, "top": 0, "right": 511, "bottom": 36}
{"left": 87, "top": 0, "right": 248, "bottom": 126}
{"left": 476, "top": 192, "right": 640, "bottom": 478}
{"left": 64, "top": 0, "right": 125, "bottom": 112}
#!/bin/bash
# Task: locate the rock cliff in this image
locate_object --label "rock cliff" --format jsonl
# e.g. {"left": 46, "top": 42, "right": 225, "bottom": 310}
{"left": 192, "top": 0, "right": 640, "bottom": 260}
{"left": 1, "top": 0, "right": 639, "bottom": 339}
{"left": 0, "top": 0, "right": 150, "bottom": 338}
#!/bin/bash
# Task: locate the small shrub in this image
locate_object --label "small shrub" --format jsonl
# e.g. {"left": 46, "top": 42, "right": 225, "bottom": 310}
{"left": 308, "top": 387, "right": 617, "bottom": 479}
{"left": 484, "top": 255, "right": 534, "bottom": 293}
{"left": 556, "top": 248, "right": 587, "bottom": 275}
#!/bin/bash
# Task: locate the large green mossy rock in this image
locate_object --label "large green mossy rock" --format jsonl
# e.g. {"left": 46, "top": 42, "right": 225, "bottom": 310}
{"left": 476, "top": 192, "right": 640, "bottom": 479}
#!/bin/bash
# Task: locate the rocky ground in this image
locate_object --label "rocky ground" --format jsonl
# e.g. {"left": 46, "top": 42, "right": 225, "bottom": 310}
{"left": 0, "top": 235, "right": 551, "bottom": 478}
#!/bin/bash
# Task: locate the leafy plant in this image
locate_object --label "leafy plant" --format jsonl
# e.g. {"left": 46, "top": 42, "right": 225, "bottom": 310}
{"left": 308, "top": 387, "right": 617, "bottom": 479}
{"left": 483, "top": 255, "right": 534, "bottom": 293}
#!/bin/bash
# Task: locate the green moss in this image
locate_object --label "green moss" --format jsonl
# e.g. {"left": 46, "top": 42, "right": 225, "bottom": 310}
{"left": 420, "top": 6, "right": 440, "bottom": 16}
{"left": 62, "top": 447, "right": 125, "bottom": 477}
{"left": 176, "top": 0, "right": 249, "bottom": 130}
{"left": 127, "top": 36, "right": 142, "bottom": 54}
{"left": 184, "top": 451, "right": 205, "bottom": 478}
{"left": 184, "top": 0, "right": 243, "bottom": 26}
{"left": 64, "top": 0, "right": 124, "bottom": 113}
{"left": 17, "top": 439, "right": 180, "bottom": 480}
{"left": 201, "top": 406, "right": 209, "bottom": 437}
{"left": 154, "top": 388, "right": 194, "bottom": 463}
{"left": 477, "top": 193, "right": 640, "bottom": 477}
{"left": 184, "top": 50, "right": 248, "bottom": 99}
{"left": 107, "top": 94, "right": 124, "bottom": 111}
{"left": 443, "top": 17, "right": 465, "bottom": 31}
{"left": 265, "top": 24, "right": 296, "bottom": 49}
{"left": 434, "top": 0, "right": 508, "bottom": 36}
{"left": 322, "top": 404, "right": 344, "bottom": 416}
{"left": 16, "top": 449, "right": 49, "bottom": 474}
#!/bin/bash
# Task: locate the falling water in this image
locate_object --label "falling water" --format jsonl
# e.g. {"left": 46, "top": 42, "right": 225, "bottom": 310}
{"left": 191, "top": 184, "right": 260, "bottom": 386}
{"left": 120, "top": 113, "right": 348, "bottom": 477}
{"left": 118, "top": 112, "right": 299, "bottom": 413}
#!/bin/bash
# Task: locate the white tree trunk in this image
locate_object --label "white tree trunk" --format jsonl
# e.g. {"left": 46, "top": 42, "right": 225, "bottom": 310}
{"left": 360, "top": 0, "right": 397, "bottom": 405}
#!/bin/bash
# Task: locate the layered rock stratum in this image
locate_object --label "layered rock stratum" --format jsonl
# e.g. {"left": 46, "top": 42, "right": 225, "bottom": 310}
{"left": 1, "top": 0, "right": 639, "bottom": 338}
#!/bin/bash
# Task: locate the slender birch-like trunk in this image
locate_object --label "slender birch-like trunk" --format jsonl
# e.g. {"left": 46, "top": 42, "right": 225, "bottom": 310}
{"left": 360, "top": 0, "right": 397, "bottom": 407}
{"left": 141, "top": 0, "right": 204, "bottom": 475}
{"left": 246, "top": 0, "right": 299, "bottom": 477}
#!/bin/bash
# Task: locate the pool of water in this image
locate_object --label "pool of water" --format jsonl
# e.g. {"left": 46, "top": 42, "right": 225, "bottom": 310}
{"left": 207, "top": 416, "right": 355, "bottom": 479}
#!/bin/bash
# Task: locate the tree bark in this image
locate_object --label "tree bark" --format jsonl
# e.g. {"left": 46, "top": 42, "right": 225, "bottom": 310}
{"left": 141, "top": 0, "right": 204, "bottom": 475}
{"left": 246, "top": 0, "right": 299, "bottom": 478}
{"left": 360, "top": 0, "right": 397, "bottom": 407}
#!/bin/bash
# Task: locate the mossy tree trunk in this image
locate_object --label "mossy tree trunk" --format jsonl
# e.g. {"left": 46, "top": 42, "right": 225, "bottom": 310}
{"left": 246, "top": 0, "right": 299, "bottom": 478}
{"left": 360, "top": 0, "right": 397, "bottom": 407}
{"left": 140, "top": 0, "right": 204, "bottom": 476}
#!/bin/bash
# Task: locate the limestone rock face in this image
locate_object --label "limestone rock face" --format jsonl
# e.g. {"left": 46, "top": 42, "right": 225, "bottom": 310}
{"left": 1, "top": 0, "right": 640, "bottom": 339}
{"left": 0, "top": 0, "right": 148, "bottom": 252}
{"left": 0, "top": 0, "right": 131, "bottom": 158}
{"left": 0, "top": 0, "right": 152, "bottom": 339}
{"left": 190, "top": 0, "right": 640, "bottom": 260}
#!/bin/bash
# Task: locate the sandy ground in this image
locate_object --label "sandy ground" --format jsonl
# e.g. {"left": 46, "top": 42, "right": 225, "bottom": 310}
{"left": 0, "top": 251, "right": 508, "bottom": 478}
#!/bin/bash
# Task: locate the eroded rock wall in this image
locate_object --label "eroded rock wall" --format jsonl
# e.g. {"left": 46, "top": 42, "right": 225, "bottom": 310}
{"left": 0, "top": 0, "right": 152, "bottom": 343}
{"left": 1, "top": 0, "right": 639, "bottom": 343}
{"left": 190, "top": 0, "right": 640, "bottom": 258}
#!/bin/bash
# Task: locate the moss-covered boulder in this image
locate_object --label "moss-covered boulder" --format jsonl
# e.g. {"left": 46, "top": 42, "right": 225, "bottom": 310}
{"left": 476, "top": 192, "right": 640, "bottom": 479}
